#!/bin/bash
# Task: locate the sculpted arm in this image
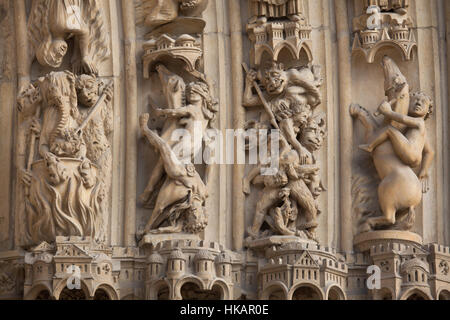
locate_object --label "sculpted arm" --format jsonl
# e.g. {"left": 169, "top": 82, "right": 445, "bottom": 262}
{"left": 243, "top": 69, "right": 262, "bottom": 107}
{"left": 156, "top": 108, "right": 191, "bottom": 118}
{"left": 378, "top": 102, "right": 422, "bottom": 128}
{"left": 279, "top": 119, "right": 311, "bottom": 163}
{"left": 243, "top": 165, "right": 264, "bottom": 194}
{"left": 418, "top": 137, "right": 434, "bottom": 179}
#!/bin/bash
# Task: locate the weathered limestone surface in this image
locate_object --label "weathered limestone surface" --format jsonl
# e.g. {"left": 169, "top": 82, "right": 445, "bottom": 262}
{"left": 0, "top": 0, "right": 449, "bottom": 300}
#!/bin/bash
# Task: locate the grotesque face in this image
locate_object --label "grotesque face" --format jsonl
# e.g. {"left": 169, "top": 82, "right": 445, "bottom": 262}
{"left": 292, "top": 103, "right": 312, "bottom": 128}
{"left": 300, "top": 115, "right": 326, "bottom": 152}
{"left": 264, "top": 68, "right": 288, "bottom": 96}
{"left": 409, "top": 92, "right": 432, "bottom": 119}
{"left": 78, "top": 160, "right": 96, "bottom": 188}
{"left": 77, "top": 76, "right": 99, "bottom": 107}
{"left": 48, "top": 40, "right": 68, "bottom": 67}
{"left": 184, "top": 198, "right": 208, "bottom": 234}
{"left": 17, "top": 85, "right": 41, "bottom": 112}
{"left": 45, "top": 155, "right": 67, "bottom": 186}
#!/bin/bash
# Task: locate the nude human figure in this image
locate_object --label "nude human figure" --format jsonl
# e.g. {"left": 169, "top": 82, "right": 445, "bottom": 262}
{"left": 359, "top": 92, "right": 434, "bottom": 179}
{"left": 350, "top": 56, "right": 434, "bottom": 231}
{"left": 139, "top": 114, "right": 208, "bottom": 235}
{"left": 140, "top": 81, "right": 217, "bottom": 205}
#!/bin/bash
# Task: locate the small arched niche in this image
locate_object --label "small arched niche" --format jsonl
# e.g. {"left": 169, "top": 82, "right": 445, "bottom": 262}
{"left": 327, "top": 286, "right": 346, "bottom": 300}
{"left": 291, "top": 285, "right": 322, "bottom": 300}
{"left": 93, "top": 289, "right": 111, "bottom": 300}
{"left": 180, "top": 282, "right": 221, "bottom": 300}
{"left": 35, "top": 290, "right": 52, "bottom": 300}
{"left": 59, "top": 287, "right": 88, "bottom": 300}
{"left": 438, "top": 290, "right": 450, "bottom": 300}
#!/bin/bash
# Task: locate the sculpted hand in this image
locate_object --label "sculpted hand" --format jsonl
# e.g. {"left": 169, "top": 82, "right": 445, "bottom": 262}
{"left": 20, "top": 169, "right": 33, "bottom": 187}
{"left": 30, "top": 118, "right": 41, "bottom": 135}
{"left": 298, "top": 147, "right": 312, "bottom": 165}
{"left": 246, "top": 69, "right": 257, "bottom": 85}
{"left": 377, "top": 101, "right": 392, "bottom": 115}
{"left": 104, "top": 84, "right": 114, "bottom": 103}
{"left": 419, "top": 170, "right": 430, "bottom": 193}
{"left": 149, "top": 104, "right": 164, "bottom": 118}
{"left": 243, "top": 178, "right": 251, "bottom": 195}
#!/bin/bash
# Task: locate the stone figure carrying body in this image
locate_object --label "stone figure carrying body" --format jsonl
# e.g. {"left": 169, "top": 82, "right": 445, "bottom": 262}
{"left": 17, "top": 71, "right": 113, "bottom": 245}
{"left": 139, "top": 114, "right": 208, "bottom": 235}
{"left": 242, "top": 62, "right": 326, "bottom": 241}
{"left": 139, "top": 65, "right": 217, "bottom": 236}
{"left": 28, "top": 0, "right": 110, "bottom": 75}
{"left": 350, "top": 56, "right": 434, "bottom": 232}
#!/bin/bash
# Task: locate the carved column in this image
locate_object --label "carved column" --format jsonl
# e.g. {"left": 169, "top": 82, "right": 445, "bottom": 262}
{"left": 335, "top": 0, "right": 354, "bottom": 254}
{"left": 122, "top": 0, "right": 138, "bottom": 247}
{"left": 229, "top": 0, "right": 246, "bottom": 251}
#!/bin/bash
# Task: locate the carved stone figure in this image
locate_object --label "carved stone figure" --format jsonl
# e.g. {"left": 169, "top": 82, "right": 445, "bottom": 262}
{"left": 139, "top": 114, "right": 208, "bottom": 235}
{"left": 350, "top": 56, "right": 434, "bottom": 232}
{"left": 136, "top": 0, "right": 209, "bottom": 29}
{"left": 28, "top": 0, "right": 110, "bottom": 74}
{"left": 139, "top": 63, "right": 217, "bottom": 236}
{"left": 242, "top": 62, "right": 325, "bottom": 242}
{"left": 17, "top": 71, "right": 113, "bottom": 245}
{"left": 140, "top": 68, "right": 216, "bottom": 208}
{"left": 249, "top": 0, "right": 307, "bottom": 24}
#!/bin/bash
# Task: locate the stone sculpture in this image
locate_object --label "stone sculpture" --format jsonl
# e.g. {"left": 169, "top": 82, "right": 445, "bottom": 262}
{"left": 17, "top": 71, "right": 113, "bottom": 245}
{"left": 136, "top": 0, "right": 209, "bottom": 29}
{"left": 350, "top": 56, "right": 434, "bottom": 232}
{"left": 242, "top": 61, "right": 326, "bottom": 242}
{"left": 139, "top": 64, "right": 217, "bottom": 236}
{"left": 364, "top": 0, "right": 409, "bottom": 14}
{"left": 28, "top": 0, "right": 110, "bottom": 74}
{"left": 249, "top": 0, "right": 307, "bottom": 24}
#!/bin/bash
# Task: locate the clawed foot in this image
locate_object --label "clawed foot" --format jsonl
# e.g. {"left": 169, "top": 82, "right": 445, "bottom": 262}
{"left": 358, "top": 144, "right": 373, "bottom": 153}
{"left": 139, "top": 113, "right": 150, "bottom": 130}
{"left": 350, "top": 103, "right": 364, "bottom": 117}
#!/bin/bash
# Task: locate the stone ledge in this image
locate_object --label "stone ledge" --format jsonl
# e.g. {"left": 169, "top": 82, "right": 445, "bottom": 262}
{"left": 354, "top": 230, "right": 423, "bottom": 252}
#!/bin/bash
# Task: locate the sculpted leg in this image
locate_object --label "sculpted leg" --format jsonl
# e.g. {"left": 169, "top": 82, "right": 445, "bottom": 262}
{"left": 359, "top": 127, "right": 390, "bottom": 153}
{"left": 140, "top": 113, "right": 186, "bottom": 179}
{"left": 248, "top": 188, "right": 279, "bottom": 238}
{"left": 139, "top": 158, "right": 164, "bottom": 205}
{"left": 366, "top": 178, "right": 398, "bottom": 229}
{"left": 289, "top": 179, "right": 318, "bottom": 230}
{"left": 350, "top": 103, "right": 378, "bottom": 142}
{"left": 385, "top": 126, "right": 421, "bottom": 166}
